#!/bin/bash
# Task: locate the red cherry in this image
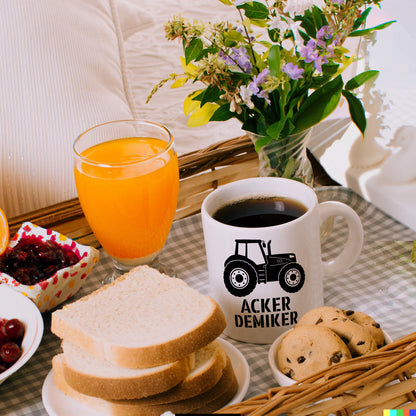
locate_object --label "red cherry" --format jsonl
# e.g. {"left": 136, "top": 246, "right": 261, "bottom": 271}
{"left": 0, "top": 342, "right": 21, "bottom": 363}
{"left": 2, "top": 319, "right": 25, "bottom": 342}
{"left": 0, "top": 235, "right": 80, "bottom": 285}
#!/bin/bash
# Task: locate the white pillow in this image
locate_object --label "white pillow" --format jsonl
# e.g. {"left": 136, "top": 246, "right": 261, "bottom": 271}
{"left": 116, "top": 0, "right": 155, "bottom": 40}
{"left": 0, "top": 0, "right": 138, "bottom": 217}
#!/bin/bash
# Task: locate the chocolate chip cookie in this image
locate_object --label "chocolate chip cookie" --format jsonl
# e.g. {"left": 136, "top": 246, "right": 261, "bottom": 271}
{"left": 344, "top": 309, "right": 385, "bottom": 348}
{"left": 277, "top": 325, "right": 352, "bottom": 381}
{"left": 297, "top": 306, "right": 378, "bottom": 357}
{"left": 316, "top": 318, "right": 377, "bottom": 357}
{"left": 296, "top": 306, "right": 346, "bottom": 326}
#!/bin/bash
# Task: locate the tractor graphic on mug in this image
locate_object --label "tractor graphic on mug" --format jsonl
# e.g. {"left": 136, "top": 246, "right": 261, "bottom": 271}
{"left": 223, "top": 239, "right": 305, "bottom": 297}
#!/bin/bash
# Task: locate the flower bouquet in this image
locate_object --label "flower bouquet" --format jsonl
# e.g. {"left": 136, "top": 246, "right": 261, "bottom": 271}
{"left": 148, "top": 0, "right": 394, "bottom": 182}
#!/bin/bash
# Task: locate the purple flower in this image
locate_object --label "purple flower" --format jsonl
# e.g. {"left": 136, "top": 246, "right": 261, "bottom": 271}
{"left": 313, "top": 55, "right": 329, "bottom": 73}
{"left": 282, "top": 62, "right": 304, "bottom": 80}
{"left": 229, "top": 47, "right": 253, "bottom": 73}
{"left": 332, "top": 0, "right": 345, "bottom": 4}
{"left": 253, "top": 68, "right": 270, "bottom": 85}
{"left": 317, "top": 25, "right": 333, "bottom": 40}
{"left": 300, "top": 40, "right": 318, "bottom": 63}
{"left": 219, "top": 50, "right": 233, "bottom": 65}
{"left": 246, "top": 69, "right": 271, "bottom": 103}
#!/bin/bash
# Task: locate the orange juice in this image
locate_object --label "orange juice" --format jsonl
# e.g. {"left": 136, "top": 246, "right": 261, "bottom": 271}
{"left": 74, "top": 137, "right": 179, "bottom": 264}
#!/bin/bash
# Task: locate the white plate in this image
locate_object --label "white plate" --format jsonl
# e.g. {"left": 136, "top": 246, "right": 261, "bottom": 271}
{"left": 42, "top": 338, "right": 250, "bottom": 416}
{"left": 0, "top": 284, "right": 44, "bottom": 384}
{"left": 218, "top": 337, "right": 250, "bottom": 405}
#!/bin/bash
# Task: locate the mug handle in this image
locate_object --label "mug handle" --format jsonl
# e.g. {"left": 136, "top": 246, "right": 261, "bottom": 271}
{"left": 319, "top": 201, "right": 364, "bottom": 276}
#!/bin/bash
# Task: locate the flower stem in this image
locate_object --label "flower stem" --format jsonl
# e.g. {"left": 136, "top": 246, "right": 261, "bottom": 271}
{"left": 237, "top": 7, "right": 259, "bottom": 74}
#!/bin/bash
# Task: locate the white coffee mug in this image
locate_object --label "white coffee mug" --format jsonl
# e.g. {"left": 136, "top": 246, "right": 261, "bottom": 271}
{"left": 201, "top": 177, "right": 364, "bottom": 344}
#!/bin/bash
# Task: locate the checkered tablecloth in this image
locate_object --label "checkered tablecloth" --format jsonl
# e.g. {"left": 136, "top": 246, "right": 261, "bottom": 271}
{"left": 2, "top": 187, "right": 416, "bottom": 416}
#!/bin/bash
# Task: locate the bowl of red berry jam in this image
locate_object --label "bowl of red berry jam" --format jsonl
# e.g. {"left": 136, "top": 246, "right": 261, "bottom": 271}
{"left": 0, "top": 222, "right": 99, "bottom": 312}
{"left": 0, "top": 284, "right": 43, "bottom": 384}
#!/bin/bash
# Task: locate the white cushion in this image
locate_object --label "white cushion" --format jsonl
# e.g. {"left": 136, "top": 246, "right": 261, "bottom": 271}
{"left": 0, "top": 0, "right": 138, "bottom": 217}
{"left": 116, "top": 0, "right": 154, "bottom": 40}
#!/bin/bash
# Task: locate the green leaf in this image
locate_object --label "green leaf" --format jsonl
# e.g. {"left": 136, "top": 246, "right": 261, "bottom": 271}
{"left": 267, "top": 45, "right": 281, "bottom": 77}
{"left": 248, "top": 18, "right": 268, "bottom": 28}
{"left": 170, "top": 77, "right": 188, "bottom": 89}
{"left": 411, "top": 242, "right": 416, "bottom": 264}
{"left": 345, "top": 70, "right": 379, "bottom": 90}
{"left": 193, "top": 85, "right": 222, "bottom": 106}
{"left": 322, "top": 63, "right": 340, "bottom": 76}
{"left": 299, "top": 15, "right": 316, "bottom": 38}
{"left": 184, "top": 38, "right": 203, "bottom": 65}
{"left": 342, "top": 90, "right": 366, "bottom": 136}
{"left": 310, "top": 63, "right": 340, "bottom": 88}
{"left": 258, "top": 40, "right": 273, "bottom": 49}
{"left": 293, "top": 75, "right": 343, "bottom": 133}
{"left": 241, "top": 118, "right": 258, "bottom": 134}
{"left": 197, "top": 46, "right": 219, "bottom": 60}
{"left": 210, "top": 103, "right": 234, "bottom": 122}
{"left": 237, "top": 1, "right": 269, "bottom": 20}
{"left": 217, "top": 0, "right": 233, "bottom": 4}
{"left": 253, "top": 135, "right": 273, "bottom": 152}
{"left": 268, "top": 28, "right": 280, "bottom": 43}
{"left": 183, "top": 91, "right": 203, "bottom": 115}
{"left": 269, "top": 89, "right": 281, "bottom": 121}
{"left": 224, "top": 29, "right": 246, "bottom": 43}
{"left": 187, "top": 103, "right": 219, "bottom": 127}
{"left": 266, "top": 119, "right": 285, "bottom": 140}
{"left": 349, "top": 20, "right": 396, "bottom": 37}
{"left": 298, "top": 29, "right": 310, "bottom": 43}
{"left": 280, "top": 117, "right": 295, "bottom": 138}
{"left": 311, "top": 5, "right": 327, "bottom": 28}
{"left": 352, "top": 7, "right": 372, "bottom": 30}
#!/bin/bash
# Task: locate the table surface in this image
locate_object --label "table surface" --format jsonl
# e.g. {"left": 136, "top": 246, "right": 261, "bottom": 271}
{"left": 1, "top": 186, "right": 416, "bottom": 416}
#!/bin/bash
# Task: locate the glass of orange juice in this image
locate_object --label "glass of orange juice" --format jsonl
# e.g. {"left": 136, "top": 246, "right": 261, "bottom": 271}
{"left": 73, "top": 120, "right": 179, "bottom": 280}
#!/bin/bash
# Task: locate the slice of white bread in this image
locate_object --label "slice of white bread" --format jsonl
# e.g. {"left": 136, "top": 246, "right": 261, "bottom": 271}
{"left": 51, "top": 266, "right": 226, "bottom": 368}
{"left": 136, "top": 340, "right": 227, "bottom": 404}
{"left": 52, "top": 355, "right": 238, "bottom": 416}
{"left": 60, "top": 339, "right": 227, "bottom": 401}
{"left": 59, "top": 341, "right": 193, "bottom": 400}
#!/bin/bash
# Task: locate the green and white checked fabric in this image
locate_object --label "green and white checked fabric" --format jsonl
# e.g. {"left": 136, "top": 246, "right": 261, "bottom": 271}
{"left": 2, "top": 187, "right": 415, "bottom": 415}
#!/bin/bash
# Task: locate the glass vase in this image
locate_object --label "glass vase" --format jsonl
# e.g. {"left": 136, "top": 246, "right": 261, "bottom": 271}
{"left": 248, "top": 128, "right": 333, "bottom": 239}
{"left": 247, "top": 128, "right": 314, "bottom": 187}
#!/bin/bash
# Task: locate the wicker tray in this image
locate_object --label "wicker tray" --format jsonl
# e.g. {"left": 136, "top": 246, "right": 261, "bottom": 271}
{"left": 219, "top": 332, "right": 416, "bottom": 415}
{"left": 6, "top": 135, "right": 416, "bottom": 415}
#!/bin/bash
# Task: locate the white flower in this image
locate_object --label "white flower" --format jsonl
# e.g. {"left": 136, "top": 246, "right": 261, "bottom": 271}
{"left": 268, "top": 16, "right": 289, "bottom": 32}
{"left": 268, "top": 15, "right": 303, "bottom": 49}
{"left": 283, "top": 0, "right": 315, "bottom": 16}
{"left": 286, "top": 17, "right": 304, "bottom": 48}
{"left": 239, "top": 85, "right": 255, "bottom": 109}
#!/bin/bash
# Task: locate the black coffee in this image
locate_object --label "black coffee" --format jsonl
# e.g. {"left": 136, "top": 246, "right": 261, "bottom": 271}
{"left": 213, "top": 196, "right": 307, "bottom": 227}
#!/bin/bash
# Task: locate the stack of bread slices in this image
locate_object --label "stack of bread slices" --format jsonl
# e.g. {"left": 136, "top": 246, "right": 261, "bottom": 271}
{"left": 50, "top": 266, "right": 238, "bottom": 415}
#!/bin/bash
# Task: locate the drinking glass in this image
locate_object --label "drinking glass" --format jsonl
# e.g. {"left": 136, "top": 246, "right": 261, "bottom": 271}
{"left": 73, "top": 120, "right": 179, "bottom": 282}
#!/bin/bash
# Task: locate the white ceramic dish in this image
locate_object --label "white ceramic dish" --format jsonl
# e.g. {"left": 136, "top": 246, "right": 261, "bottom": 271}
{"left": 0, "top": 284, "right": 44, "bottom": 384}
{"left": 42, "top": 338, "right": 250, "bottom": 416}
{"left": 268, "top": 327, "right": 393, "bottom": 386}
{"left": 218, "top": 337, "right": 250, "bottom": 405}
{"left": 268, "top": 329, "right": 297, "bottom": 387}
